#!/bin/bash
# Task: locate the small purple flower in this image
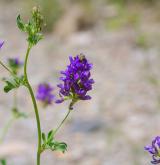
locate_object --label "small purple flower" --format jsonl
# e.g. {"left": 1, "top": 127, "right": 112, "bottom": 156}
{"left": 0, "top": 40, "right": 4, "bottom": 49}
{"left": 145, "top": 136, "right": 160, "bottom": 164}
{"left": 7, "top": 57, "right": 23, "bottom": 74}
{"left": 56, "top": 54, "right": 94, "bottom": 104}
{"left": 36, "top": 83, "right": 55, "bottom": 106}
{"left": 8, "top": 57, "right": 22, "bottom": 66}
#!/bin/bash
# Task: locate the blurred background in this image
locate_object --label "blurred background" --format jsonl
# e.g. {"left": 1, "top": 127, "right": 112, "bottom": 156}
{"left": 0, "top": 0, "right": 160, "bottom": 164}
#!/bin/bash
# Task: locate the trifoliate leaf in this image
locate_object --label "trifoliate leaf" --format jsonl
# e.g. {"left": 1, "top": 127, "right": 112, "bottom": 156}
{"left": 3, "top": 76, "right": 26, "bottom": 93}
{"left": 41, "top": 131, "right": 67, "bottom": 154}
{"left": 52, "top": 141, "right": 67, "bottom": 153}
{"left": 4, "top": 80, "right": 16, "bottom": 93}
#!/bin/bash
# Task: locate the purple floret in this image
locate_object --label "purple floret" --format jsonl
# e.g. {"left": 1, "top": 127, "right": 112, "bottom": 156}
{"left": 14, "top": 58, "right": 21, "bottom": 65}
{"left": 36, "top": 83, "right": 55, "bottom": 106}
{"left": 0, "top": 40, "right": 4, "bottom": 49}
{"left": 7, "top": 57, "right": 23, "bottom": 74}
{"left": 8, "top": 57, "right": 22, "bottom": 66}
{"left": 145, "top": 136, "right": 160, "bottom": 164}
{"left": 56, "top": 54, "right": 94, "bottom": 104}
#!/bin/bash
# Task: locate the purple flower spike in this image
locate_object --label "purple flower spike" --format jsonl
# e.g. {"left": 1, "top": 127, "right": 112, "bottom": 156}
{"left": 36, "top": 83, "right": 55, "bottom": 106}
{"left": 56, "top": 54, "right": 94, "bottom": 104}
{"left": 0, "top": 40, "right": 4, "bottom": 49}
{"left": 145, "top": 136, "right": 160, "bottom": 164}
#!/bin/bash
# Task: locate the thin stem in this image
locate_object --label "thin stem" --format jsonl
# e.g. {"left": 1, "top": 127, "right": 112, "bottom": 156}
{"left": 13, "top": 90, "right": 17, "bottom": 108}
{"left": 0, "top": 116, "right": 15, "bottom": 143}
{"left": 0, "top": 60, "right": 13, "bottom": 75}
{"left": 24, "top": 45, "right": 42, "bottom": 165}
{"left": 54, "top": 107, "right": 72, "bottom": 136}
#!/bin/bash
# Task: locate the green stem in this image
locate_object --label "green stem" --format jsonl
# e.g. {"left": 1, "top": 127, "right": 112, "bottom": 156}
{"left": 24, "top": 45, "right": 42, "bottom": 165}
{"left": 0, "top": 116, "right": 15, "bottom": 143}
{"left": 0, "top": 60, "right": 13, "bottom": 74}
{"left": 54, "top": 106, "right": 72, "bottom": 136}
{"left": 13, "top": 90, "right": 17, "bottom": 109}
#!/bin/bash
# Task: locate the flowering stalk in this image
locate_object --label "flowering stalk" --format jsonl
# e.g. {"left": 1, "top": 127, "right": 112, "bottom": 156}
{"left": 15, "top": 7, "right": 44, "bottom": 165}
{"left": 54, "top": 54, "right": 94, "bottom": 135}
{"left": 53, "top": 102, "right": 73, "bottom": 136}
{"left": 0, "top": 7, "right": 95, "bottom": 165}
{"left": 54, "top": 108, "right": 71, "bottom": 136}
{"left": 145, "top": 136, "right": 160, "bottom": 164}
{"left": 40, "top": 55, "right": 94, "bottom": 154}
{"left": 0, "top": 15, "right": 44, "bottom": 163}
{"left": 36, "top": 83, "right": 55, "bottom": 107}
{"left": 56, "top": 55, "right": 94, "bottom": 103}
{"left": 24, "top": 45, "right": 42, "bottom": 165}
{"left": 42, "top": 55, "right": 93, "bottom": 154}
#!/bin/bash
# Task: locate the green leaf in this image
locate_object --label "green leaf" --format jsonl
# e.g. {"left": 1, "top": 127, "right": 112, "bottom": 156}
{"left": 3, "top": 76, "right": 26, "bottom": 93}
{"left": 17, "top": 15, "right": 26, "bottom": 32}
{"left": 42, "top": 132, "right": 46, "bottom": 143}
{"left": 47, "top": 130, "right": 53, "bottom": 138}
{"left": 0, "top": 159, "right": 7, "bottom": 165}
{"left": 53, "top": 141, "right": 67, "bottom": 153}
{"left": 41, "top": 130, "right": 67, "bottom": 154}
{"left": 4, "top": 80, "right": 15, "bottom": 93}
{"left": 17, "top": 7, "right": 44, "bottom": 46}
{"left": 27, "top": 33, "right": 43, "bottom": 46}
{"left": 47, "top": 130, "right": 54, "bottom": 142}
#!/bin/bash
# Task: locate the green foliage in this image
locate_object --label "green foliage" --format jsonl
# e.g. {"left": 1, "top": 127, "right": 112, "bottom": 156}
{"left": 17, "top": 7, "right": 44, "bottom": 46}
{"left": 17, "top": 15, "right": 26, "bottom": 31}
{"left": 26, "top": 0, "right": 62, "bottom": 32}
{"left": 3, "top": 76, "right": 26, "bottom": 93}
{"left": 0, "top": 159, "right": 6, "bottom": 165}
{"left": 41, "top": 130, "right": 67, "bottom": 153}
